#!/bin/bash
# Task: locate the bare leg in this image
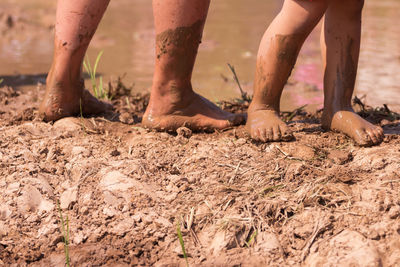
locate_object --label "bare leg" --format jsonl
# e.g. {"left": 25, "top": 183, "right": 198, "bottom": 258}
{"left": 143, "top": 0, "right": 245, "bottom": 132}
{"left": 39, "top": 0, "right": 112, "bottom": 121}
{"left": 246, "top": 0, "right": 329, "bottom": 142}
{"left": 321, "top": 0, "right": 383, "bottom": 146}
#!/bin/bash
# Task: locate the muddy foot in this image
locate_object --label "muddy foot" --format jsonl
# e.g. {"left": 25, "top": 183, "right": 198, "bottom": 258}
{"left": 142, "top": 92, "right": 245, "bottom": 132}
{"left": 246, "top": 109, "right": 293, "bottom": 142}
{"left": 322, "top": 110, "right": 384, "bottom": 147}
{"left": 39, "top": 81, "right": 112, "bottom": 122}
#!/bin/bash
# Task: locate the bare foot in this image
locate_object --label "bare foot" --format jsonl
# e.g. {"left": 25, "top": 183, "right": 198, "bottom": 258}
{"left": 142, "top": 91, "right": 245, "bottom": 132}
{"left": 39, "top": 79, "right": 112, "bottom": 122}
{"left": 246, "top": 108, "right": 293, "bottom": 142}
{"left": 322, "top": 109, "right": 384, "bottom": 146}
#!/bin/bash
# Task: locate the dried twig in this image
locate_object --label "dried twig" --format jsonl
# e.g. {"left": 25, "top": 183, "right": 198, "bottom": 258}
{"left": 381, "top": 179, "right": 400, "bottom": 185}
{"left": 228, "top": 162, "right": 241, "bottom": 184}
{"left": 284, "top": 104, "right": 307, "bottom": 122}
{"left": 301, "top": 218, "right": 331, "bottom": 262}
{"left": 187, "top": 207, "right": 195, "bottom": 230}
{"left": 274, "top": 145, "right": 303, "bottom": 161}
{"left": 227, "top": 63, "right": 252, "bottom": 103}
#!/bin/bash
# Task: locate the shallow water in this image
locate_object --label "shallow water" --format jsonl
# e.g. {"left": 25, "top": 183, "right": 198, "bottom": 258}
{"left": 0, "top": 0, "right": 399, "bottom": 111}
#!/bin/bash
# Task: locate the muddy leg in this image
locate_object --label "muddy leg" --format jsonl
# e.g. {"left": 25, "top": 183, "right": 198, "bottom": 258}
{"left": 321, "top": 0, "right": 383, "bottom": 146}
{"left": 39, "top": 0, "right": 112, "bottom": 122}
{"left": 246, "top": 0, "right": 329, "bottom": 142}
{"left": 142, "top": 0, "right": 245, "bottom": 132}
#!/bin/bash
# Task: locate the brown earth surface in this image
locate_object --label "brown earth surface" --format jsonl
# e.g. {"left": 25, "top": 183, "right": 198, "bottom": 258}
{"left": 1, "top": 5, "right": 400, "bottom": 267}
{"left": 1, "top": 81, "right": 400, "bottom": 267}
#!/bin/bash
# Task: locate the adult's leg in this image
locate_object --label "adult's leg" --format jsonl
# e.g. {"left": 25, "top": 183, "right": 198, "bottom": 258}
{"left": 39, "top": 0, "right": 112, "bottom": 121}
{"left": 321, "top": 0, "right": 383, "bottom": 146}
{"left": 246, "top": 0, "right": 329, "bottom": 142}
{"left": 143, "top": 0, "right": 245, "bottom": 131}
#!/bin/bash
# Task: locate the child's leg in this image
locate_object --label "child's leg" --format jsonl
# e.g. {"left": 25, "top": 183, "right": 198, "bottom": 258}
{"left": 246, "top": 0, "right": 329, "bottom": 142}
{"left": 143, "top": 0, "right": 245, "bottom": 131}
{"left": 321, "top": 0, "right": 383, "bottom": 146}
{"left": 39, "top": 0, "right": 112, "bottom": 121}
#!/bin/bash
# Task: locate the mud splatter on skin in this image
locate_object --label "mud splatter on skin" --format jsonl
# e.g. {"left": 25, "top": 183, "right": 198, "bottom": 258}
{"left": 156, "top": 20, "right": 203, "bottom": 58}
{"left": 322, "top": 35, "right": 383, "bottom": 146}
{"left": 276, "top": 34, "right": 302, "bottom": 66}
{"left": 253, "top": 34, "right": 305, "bottom": 111}
{"left": 155, "top": 20, "right": 204, "bottom": 78}
{"left": 247, "top": 34, "right": 306, "bottom": 142}
{"left": 275, "top": 34, "right": 305, "bottom": 83}
{"left": 341, "top": 37, "right": 357, "bottom": 102}
{"left": 78, "top": 29, "right": 96, "bottom": 46}
{"left": 331, "top": 36, "right": 357, "bottom": 108}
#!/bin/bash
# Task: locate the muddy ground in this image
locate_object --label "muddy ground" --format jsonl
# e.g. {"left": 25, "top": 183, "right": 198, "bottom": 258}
{"left": 1, "top": 5, "right": 400, "bottom": 267}
{"left": 1, "top": 78, "right": 400, "bottom": 267}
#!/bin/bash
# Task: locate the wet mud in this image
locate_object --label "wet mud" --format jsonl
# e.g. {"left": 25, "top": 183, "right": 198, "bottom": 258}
{"left": 247, "top": 34, "right": 306, "bottom": 142}
{"left": 276, "top": 34, "right": 303, "bottom": 70}
{"left": 321, "top": 35, "right": 384, "bottom": 147}
{"left": 156, "top": 20, "right": 203, "bottom": 58}
{"left": 340, "top": 37, "right": 357, "bottom": 94}
{"left": 253, "top": 33, "right": 305, "bottom": 108}
{"left": 156, "top": 20, "right": 204, "bottom": 78}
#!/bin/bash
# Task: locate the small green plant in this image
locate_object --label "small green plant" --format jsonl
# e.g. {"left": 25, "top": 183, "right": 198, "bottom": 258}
{"left": 244, "top": 230, "right": 258, "bottom": 248}
{"left": 83, "top": 50, "right": 111, "bottom": 100}
{"left": 176, "top": 221, "right": 189, "bottom": 267}
{"left": 79, "top": 98, "right": 88, "bottom": 134}
{"left": 57, "top": 201, "right": 70, "bottom": 267}
{"left": 0, "top": 78, "right": 3, "bottom": 85}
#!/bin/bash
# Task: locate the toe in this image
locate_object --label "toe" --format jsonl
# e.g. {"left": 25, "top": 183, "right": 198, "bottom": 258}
{"left": 251, "top": 128, "right": 261, "bottom": 141}
{"left": 373, "top": 127, "right": 384, "bottom": 143}
{"left": 229, "top": 113, "right": 246, "bottom": 126}
{"left": 355, "top": 129, "right": 372, "bottom": 146}
{"left": 366, "top": 129, "right": 378, "bottom": 144}
{"left": 212, "top": 118, "right": 232, "bottom": 130}
{"left": 375, "top": 126, "right": 384, "bottom": 139}
{"left": 371, "top": 130, "right": 381, "bottom": 144}
{"left": 279, "top": 125, "right": 293, "bottom": 141}
{"left": 266, "top": 128, "right": 273, "bottom": 141}
{"left": 259, "top": 128, "right": 268, "bottom": 142}
{"left": 273, "top": 126, "right": 282, "bottom": 141}
{"left": 363, "top": 132, "right": 373, "bottom": 146}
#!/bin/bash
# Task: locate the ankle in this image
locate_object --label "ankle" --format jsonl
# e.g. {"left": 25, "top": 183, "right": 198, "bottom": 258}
{"left": 47, "top": 64, "right": 82, "bottom": 85}
{"left": 322, "top": 106, "right": 356, "bottom": 126}
{"left": 151, "top": 78, "right": 194, "bottom": 99}
{"left": 323, "top": 104, "right": 353, "bottom": 114}
{"left": 248, "top": 101, "right": 279, "bottom": 113}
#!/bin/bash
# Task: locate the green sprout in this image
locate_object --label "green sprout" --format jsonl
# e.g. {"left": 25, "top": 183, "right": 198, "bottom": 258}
{"left": 57, "top": 201, "right": 70, "bottom": 267}
{"left": 244, "top": 230, "right": 258, "bottom": 248}
{"left": 176, "top": 221, "right": 189, "bottom": 267}
{"left": 83, "top": 51, "right": 111, "bottom": 100}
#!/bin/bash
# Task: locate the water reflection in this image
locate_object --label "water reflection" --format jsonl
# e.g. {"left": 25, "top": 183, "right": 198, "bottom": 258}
{"left": 0, "top": 0, "right": 398, "bottom": 111}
